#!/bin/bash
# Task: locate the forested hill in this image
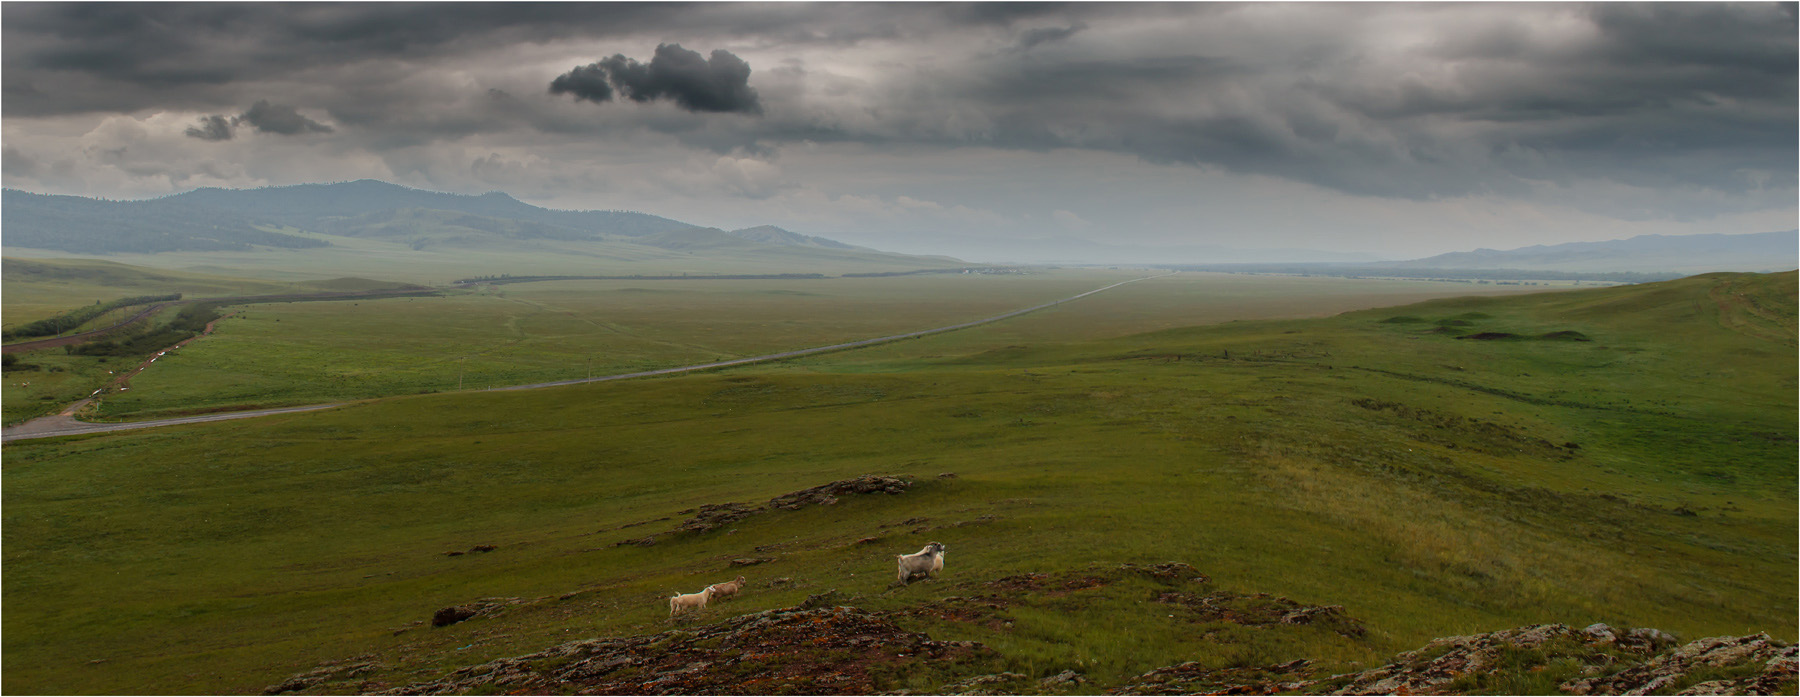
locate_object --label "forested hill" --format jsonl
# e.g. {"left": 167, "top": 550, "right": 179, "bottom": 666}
{"left": 1, "top": 189, "right": 329, "bottom": 254}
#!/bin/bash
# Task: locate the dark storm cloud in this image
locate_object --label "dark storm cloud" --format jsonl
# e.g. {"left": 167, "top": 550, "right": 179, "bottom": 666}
{"left": 184, "top": 114, "right": 235, "bottom": 141}
{"left": 554, "top": 44, "right": 763, "bottom": 115}
{"left": 548, "top": 64, "right": 615, "bottom": 103}
{"left": 236, "top": 99, "right": 334, "bottom": 135}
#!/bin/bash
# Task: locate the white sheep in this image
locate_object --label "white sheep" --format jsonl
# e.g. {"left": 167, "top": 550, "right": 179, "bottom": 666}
{"left": 896, "top": 542, "right": 946, "bottom": 585}
{"left": 668, "top": 586, "right": 714, "bottom": 617}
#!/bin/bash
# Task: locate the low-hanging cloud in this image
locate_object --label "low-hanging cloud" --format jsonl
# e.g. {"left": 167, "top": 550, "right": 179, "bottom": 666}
{"left": 551, "top": 44, "right": 762, "bottom": 115}
{"left": 237, "top": 99, "right": 333, "bottom": 135}
{"left": 184, "top": 114, "right": 234, "bottom": 141}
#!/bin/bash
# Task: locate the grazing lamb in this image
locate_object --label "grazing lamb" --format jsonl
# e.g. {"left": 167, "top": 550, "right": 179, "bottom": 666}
{"left": 707, "top": 576, "right": 748, "bottom": 601}
{"left": 896, "top": 542, "right": 946, "bottom": 585}
{"left": 668, "top": 586, "right": 713, "bottom": 617}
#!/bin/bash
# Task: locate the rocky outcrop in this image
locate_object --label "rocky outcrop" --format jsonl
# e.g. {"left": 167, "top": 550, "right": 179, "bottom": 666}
{"left": 428, "top": 597, "right": 527, "bottom": 627}
{"left": 768, "top": 475, "right": 912, "bottom": 510}
{"left": 263, "top": 657, "right": 382, "bottom": 695}
{"left": 1561, "top": 630, "right": 1796, "bottom": 695}
{"left": 378, "top": 604, "right": 988, "bottom": 695}
{"left": 618, "top": 475, "right": 915, "bottom": 545}
{"left": 1318, "top": 624, "right": 1638, "bottom": 694}
{"left": 1112, "top": 621, "right": 1791, "bottom": 696}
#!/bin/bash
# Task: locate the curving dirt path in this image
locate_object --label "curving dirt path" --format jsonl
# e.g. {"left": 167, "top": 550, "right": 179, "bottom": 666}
{"left": 1, "top": 273, "right": 1170, "bottom": 442}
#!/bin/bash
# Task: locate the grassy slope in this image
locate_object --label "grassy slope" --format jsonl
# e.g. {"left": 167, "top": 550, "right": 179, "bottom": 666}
{"left": 1, "top": 272, "right": 1792, "bottom": 694}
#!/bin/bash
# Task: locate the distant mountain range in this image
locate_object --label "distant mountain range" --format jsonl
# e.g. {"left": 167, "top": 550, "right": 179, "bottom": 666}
{"left": 1392, "top": 231, "right": 1798, "bottom": 274}
{"left": 0, "top": 181, "right": 895, "bottom": 261}
{"left": 4, "top": 181, "right": 1793, "bottom": 277}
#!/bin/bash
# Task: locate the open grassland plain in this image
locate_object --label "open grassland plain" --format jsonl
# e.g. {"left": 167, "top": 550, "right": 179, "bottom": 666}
{"left": 45, "top": 271, "right": 1538, "bottom": 422}
{"left": 2, "top": 272, "right": 1792, "bottom": 694}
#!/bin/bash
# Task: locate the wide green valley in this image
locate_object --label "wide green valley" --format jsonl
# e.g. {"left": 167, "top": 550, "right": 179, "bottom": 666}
{"left": 4, "top": 264, "right": 1793, "bottom": 694}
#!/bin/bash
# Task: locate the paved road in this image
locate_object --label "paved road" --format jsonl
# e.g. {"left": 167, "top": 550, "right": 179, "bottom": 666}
{"left": 2, "top": 273, "right": 1170, "bottom": 442}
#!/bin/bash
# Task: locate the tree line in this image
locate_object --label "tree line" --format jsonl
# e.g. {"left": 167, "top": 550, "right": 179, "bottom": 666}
{"left": 3, "top": 293, "right": 184, "bottom": 341}
{"left": 67, "top": 303, "right": 222, "bottom": 358}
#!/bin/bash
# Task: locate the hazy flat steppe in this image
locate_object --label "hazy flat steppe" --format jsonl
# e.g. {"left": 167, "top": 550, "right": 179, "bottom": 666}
{"left": 3, "top": 268, "right": 1791, "bottom": 695}
{"left": 7, "top": 268, "right": 1549, "bottom": 424}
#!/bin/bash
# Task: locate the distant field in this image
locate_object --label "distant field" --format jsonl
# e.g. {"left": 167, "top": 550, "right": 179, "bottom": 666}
{"left": 69, "top": 271, "right": 1545, "bottom": 421}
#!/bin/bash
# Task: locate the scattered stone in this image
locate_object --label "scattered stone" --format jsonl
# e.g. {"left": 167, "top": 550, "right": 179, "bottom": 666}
{"left": 1118, "top": 561, "right": 1210, "bottom": 584}
{"left": 729, "top": 557, "right": 774, "bottom": 567}
{"left": 942, "top": 671, "right": 1028, "bottom": 694}
{"left": 441, "top": 551, "right": 464, "bottom": 557}
{"left": 767, "top": 577, "right": 793, "bottom": 587}
{"left": 1113, "top": 658, "right": 1311, "bottom": 695}
{"left": 1561, "top": 633, "right": 1795, "bottom": 695}
{"left": 616, "top": 476, "right": 918, "bottom": 546}
{"left": 677, "top": 502, "right": 762, "bottom": 534}
{"left": 797, "top": 589, "right": 845, "bottom": 610}
{"left": 854, "top": 536, "right": 881, "bottom": 545}
{"left": 377, "top": 605, "right": 992, "bottom": 695}
{"left": 264, "top": 658, "right": 382, "bottom": 694}
{"left": 938, "top": 472, "right": 957, "bottom": 478}
{"left": 1153, "top": 590, "right": 1366, "bottom": 638}
{"left": 469, "top": 545, "right": 497, "bottom": 553}
{"left": 1039, "top": 669, "right": 1085, "bottom": 687}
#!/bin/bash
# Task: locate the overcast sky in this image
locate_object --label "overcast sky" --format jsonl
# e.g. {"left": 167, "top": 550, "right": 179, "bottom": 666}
{"left": 3, "top": 2, "right": 1795, "bottom": 261}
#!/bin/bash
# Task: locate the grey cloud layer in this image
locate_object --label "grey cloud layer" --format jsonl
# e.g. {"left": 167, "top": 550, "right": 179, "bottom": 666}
{"left": 4, "top": 2, "right": 1794, "bottom": 210}
{"left": 183, "top": 100, "right": 333, "bottom": 141}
